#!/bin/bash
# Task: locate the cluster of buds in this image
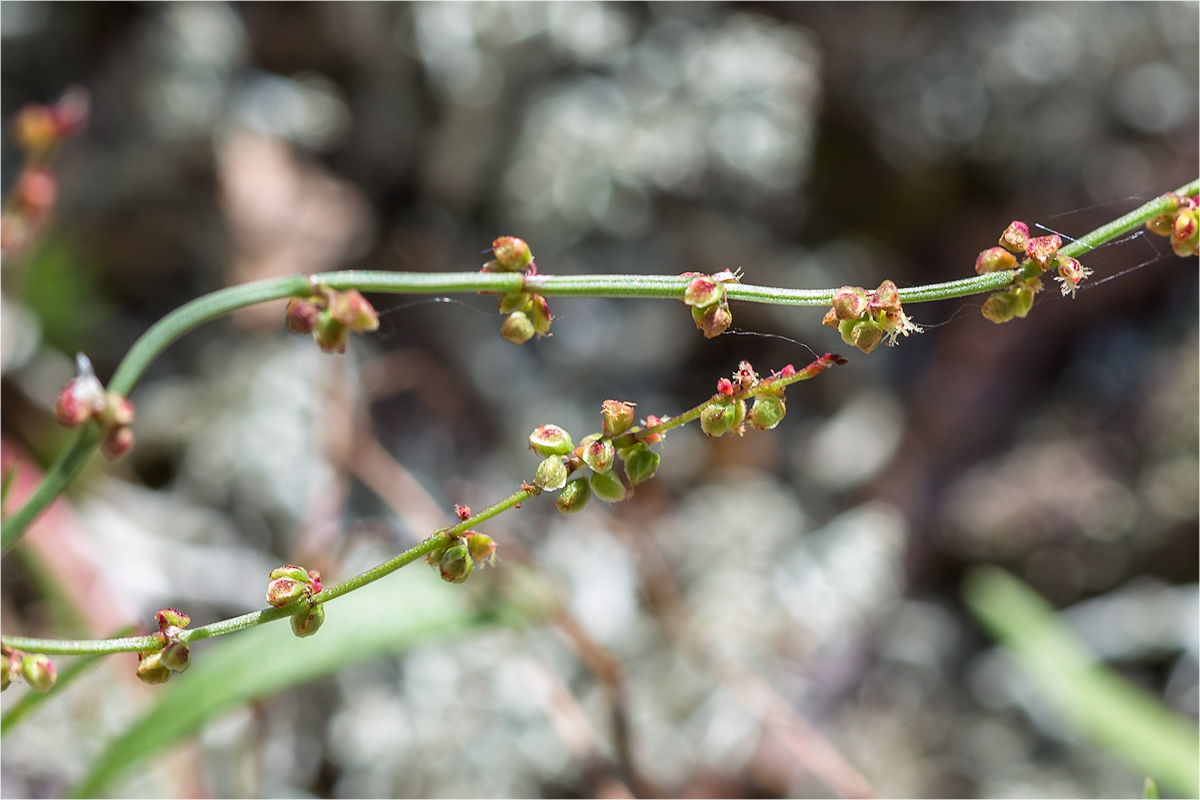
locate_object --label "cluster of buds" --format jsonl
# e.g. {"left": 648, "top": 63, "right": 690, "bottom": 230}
{"left": 483, "top": 237, "right": 552, "bottom": 345}
{"left": 977, "top": 221, "right": 1093, "bottom": 321}
{"left": 822, "top": 280, "right": 922, "bottom": 354}
{"left": 54, "top": 353, "right": 136, "bottom": 459}
{"left": 136, "top": 608, "right": 192, "bottom": 685}
{"left": 682, "top": 269, "right": 738, "bottom": 339}
{"left": 286, "top": 285, "right": 380, "bottom": 354}
{"left": 1145, "top": 193, "right": 1199, "bottom": 258}
{"left": 700, "top": 361, "right": 789, "bottom": 438}
{"left": 1, "top": 644, "right": 56, "bottom": 693}
{"left": 1, "top": 87, "right": 89, "bottom": 259}
{"left": 426, "top": 532, "right": 496, "bottom": 584}
{"left": 266, "top": 565, "right": 326, "bottom": 638}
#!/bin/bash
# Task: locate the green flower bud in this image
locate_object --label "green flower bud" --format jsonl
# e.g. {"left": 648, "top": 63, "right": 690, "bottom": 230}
{"left": 700, "top": 398, "right": 738, "bottom": 437}
{"left": 438, "top": 544, "right": 474, "bottom": 584}
{"left": 291, "top": 603, "right": 325, "bottom": 638}
{"left": 621, "top": 443, "right": 660, "bottom": 486}
{"left": 498, "top": 291, "right": 532, "bottom": 314}
{"left": 748, "top": 394, "right": 786, "bottom": 431}
{"left": 136, "top": 651, "right": 171, "bottom": 685}
{"left": 20, "top": 654, "right": 56, "bottom": 692}
{"left": 530, "top": 294, "right": 552, "bottom": 336}
{"left": 159, "top": 640, "right": 190, "bottom": 673}
{"left": 155, "top": 608, "right": 191, "bottom": 630}
{"left": 838, "top": 318, "right": 883, "bottom": 354}
{"left": 556, "top": 477, "right": 591, "bottom": 514}
{"left": 601, "top": 400, "right": 636, "bottom": 437}
{"left": 981, "top": 289, "right": 1020, "bottom": 324}
{"left": 589, "top": 470, "right": 627, "bottom": 503}
{"left": 529, "top": 424, "right": 574, "bottom": 457}
{"left": 691, "top": 299, "right": 732, "bottom": 339}
{"left": 465, "top": 532, "right": 496, "bottom": 565}
{"left": 535, "top": 455, "right": 569, "bottom": 491}
{"left": 830, "top": 286, "right": 869, "bottom": 320}
{"left": 582, "top": 435, "right": 616, "bottom": 473}
{"left": 328, "top": 289, "right": 379, "bottom": 333}
{"left": 975, "top": 247, "right": 1017, "bottom": 275}
{"left": 731, "top": 397, "right": 746, "bottom": 431}
{"left": 267, "top": 578, "right": 308, "bottom": 608}
{"left": 492, "top": 236, "right": 534, "bottom": 271}
{"left": 684, "top": 276, "right": 722, "bottom": 308}
{"left": 313, "top": 314, "right": 351, "bottom": 354}
{"left": 501, "top": 311, "right": 535, "bottom": 345}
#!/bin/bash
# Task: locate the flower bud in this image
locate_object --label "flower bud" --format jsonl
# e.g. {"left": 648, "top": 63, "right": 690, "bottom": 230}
{"left": 872, "top": 280, "right": 901, "bottom": 314}
{"left": 830, "top": 286, "right": 868, "bottom": 320}
{"left": 99, "top": 425, "right": 135, "bottom": 460}
{"left": 328, "top": 290, "right": 379, "bottom": 333}
{"left": 438, "top": 544, "right": 474, "bottom": 584}
{"left": 290, "top": 603, "right": 325, "bottom": 637}
{"left": 54, "top": 374, "right": 106, "bottom": 428}
{"left": 1146, "top": 214, "right": 1174, "bottom": 237}
{"left": 684, "top": 276, "right": 722, "bottom": 308}
{"left": 465, "top": 532, "right": 496, "bottom": 565}
{"left": 286, "top": 298, "right": 320, "bottom": 334}
{"left": 492, "top": 236, "right": 533, "bottom": 271}
{"left": 529, "top": 424, "right": 574, "bottom": 457}
{"left": 999, "top": 221, "right": 1030, "bottom": 254}
{"left": 1055, "top": 255, "right": 1092, "bottom": 297}
{"left": 530, "top": 294, "right": 552, "bottom": 336}
{"left": 498, "top": 291, "right": 531, "bottom": 314}
{"left": 1025, "top": 234, "right": 1062, "bottom": 271}
{"left": 975, "top": 247, "right": 1018, "bottom": 275}
{"left": 313, "top": 315, "right": 350, "bottom": 354}
{"left": 535, "top": 455, "right": 569, "bottom": 491}
{"left": 159, "top": 640, "right": 190, "bottom": 673}
{"left": 582, "top": 435, "right": 616, "bottom": 473}
{"left": 101, "top": 393, "right": 135, "bottom": 428}
{"left": 838, "top": 319, "right": 883, "bottom": 354}
{"left": 700, "top": 398, "right": 738, "bottom": 437}
{"left": 556, "top": 477, "right": 591, "bottom": 513}
{"left": 589, "top": 470, "right": 627, "bottom": 503}
{"left": 20, "top": 654, "right": 56, "bottom": 692}
{"left": 136, "top": 651, "right": 171, "bottom": 685}
{"left": 981, "top": 288, "right": 1022, "bottom": 324}
{"left": 638, "top": 414, "right": 666, "bottom": 444}
{"left": 267, "top": 565, "right": 316, "bottom": 607}
{"left": 156, "top": 608, "right": 191, "bottom": 631}
{"left": 501, "top": 311, "right": 535, "bottom": 345}
{"left": 601, "top": 400, "right": 636, "bottom": 437}
{"left": 691, "top": 300, "right": 732, "bottom": 339}
{"left": 748, "top": 394, "right": 786, "bottom": 431}
{"left": 1172, "top": 207, "right": 1198, "bottom": 256}
{"left": 621, "top": 443, "right": 660, "bottom": 486}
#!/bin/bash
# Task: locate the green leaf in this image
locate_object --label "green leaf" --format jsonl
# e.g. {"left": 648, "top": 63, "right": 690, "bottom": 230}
{"left": 73, "top": 573, "right": 479, "bottom": 797}
{"left": 963, "top": 567, "right": 1200, "bottom": 798}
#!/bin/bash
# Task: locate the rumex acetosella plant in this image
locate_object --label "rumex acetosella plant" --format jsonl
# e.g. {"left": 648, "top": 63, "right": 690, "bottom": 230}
{"left": 0, "top": 89, "right": 1196, "bottom": 697}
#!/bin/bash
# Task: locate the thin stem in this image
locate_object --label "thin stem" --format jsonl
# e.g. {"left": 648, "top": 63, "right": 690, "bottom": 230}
{"left": 2, "top": 182, "right": 1195, "bottom": 551}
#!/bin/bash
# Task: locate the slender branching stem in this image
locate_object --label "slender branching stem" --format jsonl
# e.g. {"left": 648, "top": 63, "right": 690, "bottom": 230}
{"left": 1, "top": 182, "right": 1195, "bottom": 555}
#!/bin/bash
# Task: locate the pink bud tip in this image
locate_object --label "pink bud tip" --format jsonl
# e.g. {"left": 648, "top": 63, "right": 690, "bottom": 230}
{"left": 716, "top": 378, "right": 735, "bottom": 396}
{"left": 455, "top": 504, "right": 471, "bottom": 521}
{"left": 1025, "top": 234, "right": 1063, "bottom": 270}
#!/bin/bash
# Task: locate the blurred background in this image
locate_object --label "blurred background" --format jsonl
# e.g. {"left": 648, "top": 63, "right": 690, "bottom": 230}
{"left": 1, "top": 2, "right": 1197, "bottom": 797}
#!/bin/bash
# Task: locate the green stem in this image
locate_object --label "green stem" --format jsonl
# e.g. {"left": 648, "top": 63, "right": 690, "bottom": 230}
{"left": 0, "top": 486, "right": 537, "bottom": 656}
{"left": 2, "top": 182, "right": 1195, "bottom": 552}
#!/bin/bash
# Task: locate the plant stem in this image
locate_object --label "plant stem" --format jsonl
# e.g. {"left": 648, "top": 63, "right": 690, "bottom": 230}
{"left": 1, "top": 182, "right": 1195, "bottom": 552}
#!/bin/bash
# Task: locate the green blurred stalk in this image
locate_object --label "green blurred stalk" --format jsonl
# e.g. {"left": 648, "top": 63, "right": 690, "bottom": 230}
{"left": 963, "top": 567, "right": 1200, "bottom": 797}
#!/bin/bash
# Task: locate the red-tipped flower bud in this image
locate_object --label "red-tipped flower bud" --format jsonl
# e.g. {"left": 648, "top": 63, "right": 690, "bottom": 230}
{"left": 530, "top": 294, "right": 552, "bottom": 336}
{"left": 267, "top": 565, "right": 316, "bottom": 607}
{"left": 556, "top": 477, "right": 592, "bottom": 513}
{"left": 581, "top": 435, "right": 616, "bottom": 473}
{"left": 589, "top": 470, "right": 627, "bottom": 503}
{"left": 601, "top": 400, "right": 636, "bottom": 437}
{"left": 328, "top": 290, "right": 379, "bottom": 333}
{"left": 19, "top": 654, "right": 56, "bottom": 692}
{"left": 684, "top": 276, "right": 722, "bottom": 308}
{"left": 1172, "top": 207, "right": 1198, "bottom": 257}
{"left": 286, "top": 298, "right": 320, "bottom": 334}
{"left": 1025, "top": 234, "right": 1062, "bottom": 271}
{"left": 747, "top": 394, "right": 786, "bottom": 431}
{"left": 620, "top": 443, "right": 660, "bottom": 486}
{"left": 999, "top": 221, "right": 1030, "bottom": 254}
{"left": 872, "top": 280, "right": 901, "bottom": 314}
{"left": 535, "top": 455, "right": 569, "bottom": 491}
{"left": 1055, "top": 255, "right": 1091, "bottom": 297}
{"left": 692, "top": 300, "right": 732, "bottom": 339}
{"left": 975, "top": 247, "right": 1018, "bottom": 275}
{"left": 156, "top": 608, "right": 191, "bottom": 631}
{"left": 501, "top": 311, "right": 535, "bottom": 345}
{"left": 438, "top": 544, "right": 474, "bottom": 584}
{"left": 492, "top": 236, "right": 533, "bottom": 271}
{"left": 529, "top": 424, "right": 574, "bottom": 457}
{"left": 159, "top": 640, "right": 190, "bottom": 673}
{"left": 99, "top": 425, "right": 135, "bottom": 460}
{"left": 290, "top": 603, "right": 325, "bottom": 637}
{"left": 830, "top": 286, "right": 869, "bottom": 320}
{"left": 638, "top": 414, "right": 666, "bottom": 445}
